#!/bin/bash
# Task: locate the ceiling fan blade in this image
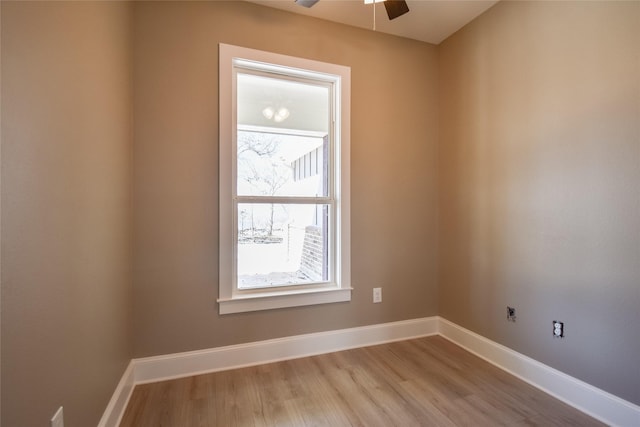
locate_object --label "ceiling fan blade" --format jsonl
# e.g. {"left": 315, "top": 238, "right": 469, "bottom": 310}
{"left": 384, "top": 0, "right": 410, "bottom": 20}
{"left": 295, "top": 0, "right": 320, "bottom": 7}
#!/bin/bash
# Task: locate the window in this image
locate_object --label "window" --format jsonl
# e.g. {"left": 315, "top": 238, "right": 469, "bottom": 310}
{"left": 218, "top": 44, "right": 351, "bottom": 314}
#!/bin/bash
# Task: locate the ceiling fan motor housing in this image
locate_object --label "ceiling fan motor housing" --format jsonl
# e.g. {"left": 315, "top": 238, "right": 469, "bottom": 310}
{"left": 294, "top": 0, "right": 320, "bottom": 8}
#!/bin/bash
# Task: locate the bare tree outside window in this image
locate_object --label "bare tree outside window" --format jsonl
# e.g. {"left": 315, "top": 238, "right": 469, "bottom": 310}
{"left": 238, "top": 131, "right": 277, "bottom": 157}
{"left": 237, "top": 131, "right": 292, "bottom": 238}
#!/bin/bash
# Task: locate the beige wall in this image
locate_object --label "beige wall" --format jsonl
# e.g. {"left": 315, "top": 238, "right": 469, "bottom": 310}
{"left": 2, "top": 1, "right": 639, "bottom": 424}
{"left": 133, "top": 1, "right": 439, "bottom": 357}
{"left": 1, "top": 2, "right": 133, "bottom": 426}
{"left": 438, "top": 1, "right": 640, "bottom": 405}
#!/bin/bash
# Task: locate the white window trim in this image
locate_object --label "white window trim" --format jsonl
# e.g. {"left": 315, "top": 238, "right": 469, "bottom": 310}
{"left": 218, "top": 43, "right": 351, "bottom": 315}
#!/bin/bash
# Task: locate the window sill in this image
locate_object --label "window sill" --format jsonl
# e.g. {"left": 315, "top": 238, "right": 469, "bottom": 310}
{"left": 218, "top": 287, "right": 352, "bottom": 315}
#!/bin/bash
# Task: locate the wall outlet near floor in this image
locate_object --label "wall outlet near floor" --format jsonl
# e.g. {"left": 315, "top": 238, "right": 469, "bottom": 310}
{"left": 553, "top": 321, "right": 564, "bottom": 338}
{"left": 51, "top": 406, "right": 64, "bottom": 427}
{"left": 507, "top": 306, "right": 516, "bottom": 322}
{"left": 373, "top": 287, "right": 382, "bottom": 303}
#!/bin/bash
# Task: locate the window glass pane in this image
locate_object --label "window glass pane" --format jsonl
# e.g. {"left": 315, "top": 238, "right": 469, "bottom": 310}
{"left": 237, "top": 203, "right": 329, "bottom": 289}
{"left": 237, "top": 73, "right": 329, "bottom": 133}
{"left": 237, "top": 130, "right": 327, "bottom": 198}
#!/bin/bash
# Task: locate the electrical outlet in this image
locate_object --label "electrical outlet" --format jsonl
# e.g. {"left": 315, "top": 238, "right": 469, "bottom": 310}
{"left": 373, "top": 287, "right": 382, "bottom": 303}
{"left": 51, "top": 406, "right": 64, "bottom": 427}
{"left": 507, "top": 306, "right": 516, "bottom": 322}
{"left": 553, "top": 321, "right": 564, "bottom": 338}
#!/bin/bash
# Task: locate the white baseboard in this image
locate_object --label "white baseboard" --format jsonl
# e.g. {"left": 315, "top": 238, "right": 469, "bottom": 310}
{"left": 438, "top": 317, "right": 640, "bottom": 427}
{"left": 97, "top": 317, "right": 438, "bottom": 425}
{"left": 97, "top": 361, "right": 135, "bottom": 427}
{"left": 100, "top": 316, "right": 640, "bottom": 427}
{"left": 134, "top": 317, "right": 439, "bottom": 384}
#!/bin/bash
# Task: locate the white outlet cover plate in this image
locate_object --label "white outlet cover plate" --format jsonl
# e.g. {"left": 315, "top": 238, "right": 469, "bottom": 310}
{"left": 373, "top": 287, "right": 382, "bottom": 303}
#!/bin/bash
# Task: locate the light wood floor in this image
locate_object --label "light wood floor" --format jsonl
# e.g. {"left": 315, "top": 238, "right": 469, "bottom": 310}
{"left": 120, "top": 336, "right": 604, "bottom": 426}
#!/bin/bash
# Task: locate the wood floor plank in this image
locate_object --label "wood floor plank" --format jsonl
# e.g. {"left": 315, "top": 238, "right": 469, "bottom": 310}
{"left": 120, "top": 336, "right": 605, "bottom": 427}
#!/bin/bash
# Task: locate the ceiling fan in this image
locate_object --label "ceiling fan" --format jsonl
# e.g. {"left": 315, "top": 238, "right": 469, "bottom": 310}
{"left": 295, "top": 0, "right": 410, "bottom": 21}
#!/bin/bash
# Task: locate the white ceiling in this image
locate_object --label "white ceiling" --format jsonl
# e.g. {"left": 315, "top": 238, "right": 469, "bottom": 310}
{"left": 245, "top": 0, "right": 498, "bottom": 45}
